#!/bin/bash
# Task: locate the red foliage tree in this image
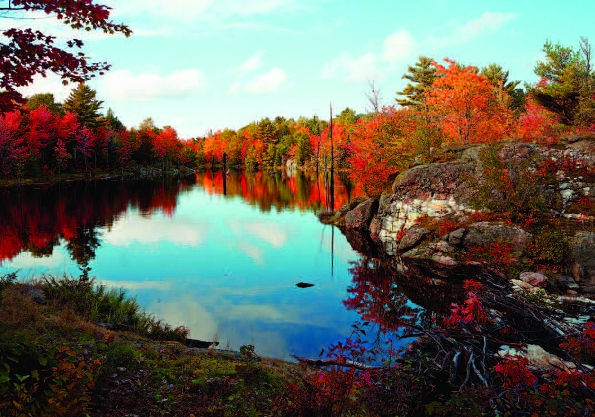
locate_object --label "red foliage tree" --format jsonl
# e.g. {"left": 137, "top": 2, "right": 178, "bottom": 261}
{"left": 54, "top": 111, "right": 79, "bottom": 173}
{"left": 27, "top": 105, "right": 56, "bottom": 168}
{"left": 0, "top": 111, "right": 28, "bottom": 177}
{"left": 0, "top": 0, "right": 131, "bottom": 111}
{"left": 345, "top": 107, "right": 415, "bottom": 196}
{"left": 75, "top": 126, "right": 95, "bottom": 172}
{"left": 154, "top": 127, "right": 181, "bottom": 170}
{"left": 517, "top": 96, "right": 562, "bottom": 143}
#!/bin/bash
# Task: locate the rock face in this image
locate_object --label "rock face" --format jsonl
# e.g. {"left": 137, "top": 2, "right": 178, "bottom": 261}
{"left": 519, "top": 272, "right": 548, "bottom": 288}
{"left": 463, "top": 222, "right": 531, "bottom": 257}
{"left": 345, "top": 197, "right": 379, "bottom": 230}
{"left": 571, "top": 231, "right": 595, "bottom": 291}
{"left": 368, "top": 161, "right": 475, "bottom": 254}
{"left": 335, "top": 140, "right": 595, "bottom": 294}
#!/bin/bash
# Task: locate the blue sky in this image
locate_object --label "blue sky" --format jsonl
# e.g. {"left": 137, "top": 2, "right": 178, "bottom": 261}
{"left": 13, "top": 0, "right": 595, "bottom": 138}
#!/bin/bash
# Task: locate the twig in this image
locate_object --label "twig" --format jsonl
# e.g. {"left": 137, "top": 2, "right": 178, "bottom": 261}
{"left": 460, "top": 351, "right": 474, "bottom": 390}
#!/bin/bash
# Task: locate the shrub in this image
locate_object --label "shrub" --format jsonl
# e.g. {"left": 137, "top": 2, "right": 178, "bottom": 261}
{"left": 468, "top": 144, "right": 546, "bottom": 220}
{"left": 0, "top": 272, "right": 18, "bottom": 295}
{"left": 527, "top": 226, "right": 570, "bottom": 265}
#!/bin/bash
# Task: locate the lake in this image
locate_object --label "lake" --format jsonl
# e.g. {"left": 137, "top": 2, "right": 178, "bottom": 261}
{"left": 0, "top": 171, "right": 425, "bottom": 360}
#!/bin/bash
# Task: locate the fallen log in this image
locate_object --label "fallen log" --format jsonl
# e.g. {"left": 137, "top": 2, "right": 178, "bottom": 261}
{"left": 290, "top": 354, "right": 383, "bottom": 370}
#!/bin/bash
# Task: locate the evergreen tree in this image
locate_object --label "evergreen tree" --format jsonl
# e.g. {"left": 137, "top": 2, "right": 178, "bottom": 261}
{"left": 256, "top": 118, "right": 278, "bottom": 145}
{"left": 396, "top": 56, "right": 438, "bottom": 110}
{"left": 529, "top": 38, "right": 595, "bottom": 126}
{"left": 294, "top": 131, "right": 312, "bottom": 167}
{"left": 62, "top": 83, "right": 104, "bottom": 129}
{"left": 105, "top": 108, "right": 125, "bottom": 131}
{"left": 481, "top": 63, "right": 523, "bottom": 110}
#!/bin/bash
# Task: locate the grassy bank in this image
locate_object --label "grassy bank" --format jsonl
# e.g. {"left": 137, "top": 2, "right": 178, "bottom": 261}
{"left": 0, "top": 274, "right": 353, "bottom": 416}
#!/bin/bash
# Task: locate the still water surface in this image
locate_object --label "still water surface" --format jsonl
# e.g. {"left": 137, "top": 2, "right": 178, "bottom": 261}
{"left": 0, "top": 171, "right": 383, "bottom": 359}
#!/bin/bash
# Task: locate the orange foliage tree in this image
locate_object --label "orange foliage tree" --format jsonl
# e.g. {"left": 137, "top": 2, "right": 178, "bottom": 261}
{"left": 427, "top": 59, "right": 512, "bottom": 144}
{"left": 345, "top": 107, "right": 415, "bottom": 196}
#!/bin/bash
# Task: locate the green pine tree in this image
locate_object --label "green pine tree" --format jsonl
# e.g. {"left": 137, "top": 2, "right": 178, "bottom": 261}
{"left": 529, "top": 38, "right": 595, "bottom": 126}
{"left": 480, "top": 63, "right": 523, "bottom": 110}
{"left": 63, "top": 83, "right": 104, "bottom": 129}
{"left": 396, "top": 56, "right": 437, "bottom": 110}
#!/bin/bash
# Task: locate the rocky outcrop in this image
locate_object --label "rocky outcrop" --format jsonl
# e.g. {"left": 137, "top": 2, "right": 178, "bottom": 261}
{"left": 345, "top": 197, "right": 378, "bottom": 230}
{"left": 369, "top": 161, "right": 476, "bottom": 254}
{"left": 463, "top": 222, "right": 531, "bottom": 257}
{"left": 334, "top": 140, "right": 595, "bottom": 294}
{"left": 571, "top": 231, "right": 595, "bottom": 291}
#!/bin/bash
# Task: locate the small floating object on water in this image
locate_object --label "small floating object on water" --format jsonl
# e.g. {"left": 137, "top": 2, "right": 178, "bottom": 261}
{"left": 296, "top": 282, "right": 315, "bottom": 288}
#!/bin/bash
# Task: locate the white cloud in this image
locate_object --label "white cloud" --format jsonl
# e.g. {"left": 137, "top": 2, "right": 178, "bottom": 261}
{"left": 322, "top": 11, "right": 517, "bottom": 83}
{"left": 321, "top": 52, "right": 378, "bottom": 83}
{"left": 241, "top": 221, "right": 289, "bottom": 247}
{"left": 321, "top": 29, "right": 415, "bottom": 83}
{"left": 236, "top": 242, "right": 265, "bottom": 265}
{"left": 98, "top": 68, "right": 207, "bottom": 101}
{"left": 436, "top": 12, "right": 518, "bottom": 45}
{"left": 103, "top": 216, "right": 209, "bottom": 246}
{"left": 231, "top": 68, "right": 287, "bottom": 94}
{"left": 381, "top": 29, "right": 415, "bottom": 62}
{"left": 16, "top": 73, "right": 72, "bottom": 102}
{"left": 244, "top": 68, "right": 287, "bottom": 94}
{"left": 232, "top": 50, "right": 266, "bottom": 73}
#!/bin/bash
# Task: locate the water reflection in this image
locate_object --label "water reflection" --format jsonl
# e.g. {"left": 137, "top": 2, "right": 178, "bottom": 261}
{"left": 0, "top": 172, "right": 361, "bottom": 268}
{"left": 0, "top": 177, "right": 193, "bottom": 271}
{"left": 1, "top": 171, "right": 472, "bottom": 361}
{"left": 0, "top": 171, "right": 370, "bottom": 359}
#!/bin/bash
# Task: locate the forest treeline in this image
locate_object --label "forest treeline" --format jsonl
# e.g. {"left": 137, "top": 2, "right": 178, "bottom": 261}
{"left": 1, "top": 38, "right": 594, "bottom": 195}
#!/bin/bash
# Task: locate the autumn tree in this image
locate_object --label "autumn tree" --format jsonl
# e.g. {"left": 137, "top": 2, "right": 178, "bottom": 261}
{"left": 75, "top": 126, "right": 95, "bottom": 172}
{"left": 396, "top": 56, "right": 438, "bottom": 112}
{"left": 27, "top": 105, "right": 56, "bottom": 167}
{"left": 26, "top": 93, "right": 63, "bottom": 115}
{"left": 154, "top": 127, "right": 181, "bottom": 170}
{"left": 346, "top": 107, "right": 415, "bottom": 196}
{"left": 55, "top": 111, "right": 79, "bottom": 173}
{"left": 529, "top": 38, "right": 595, "bottom": 127}
{"left": 0, "top": 0, "right": 131, "bottom": 112}
{"left": 62, "top": 83, "right": 103, "bottom": 129}
{"left": 0, "top": 111, "right": 28, "bottom": 177}
{"left": 427, "top": 59, "right": 511, "bottom": 144}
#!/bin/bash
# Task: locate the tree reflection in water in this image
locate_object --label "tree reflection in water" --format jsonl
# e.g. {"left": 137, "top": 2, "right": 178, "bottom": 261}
{"left": 0, "top": 171, "right": 364, "bottom": 276}
{"left": 340, "top": 251, "right": 469, "bottom": 363}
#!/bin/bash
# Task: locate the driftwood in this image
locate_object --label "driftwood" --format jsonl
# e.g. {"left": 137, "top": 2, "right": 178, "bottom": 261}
{"left": 184, "top": 338, "right": 219, "bottom": 349}
{"left": 290, "top": 354, "right": 382, "bottom": 370}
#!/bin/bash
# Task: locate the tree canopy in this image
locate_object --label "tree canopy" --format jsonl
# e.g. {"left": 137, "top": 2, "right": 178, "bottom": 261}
{"left": 529, "top": 38, "right": 595, "bottom": 126}
{"left": 0, "top": 0, "right": 131, "bottom": 112}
